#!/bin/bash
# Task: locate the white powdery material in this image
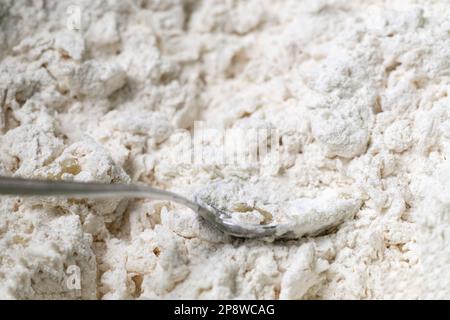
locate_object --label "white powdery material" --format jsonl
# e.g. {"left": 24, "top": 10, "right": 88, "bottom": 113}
{"left": 0, "top": 0, "right": 449, "bottom": 300}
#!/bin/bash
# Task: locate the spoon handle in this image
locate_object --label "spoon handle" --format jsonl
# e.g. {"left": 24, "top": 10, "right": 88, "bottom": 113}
{"left": 0, "top": 176, "right": 199, "bottom": 211}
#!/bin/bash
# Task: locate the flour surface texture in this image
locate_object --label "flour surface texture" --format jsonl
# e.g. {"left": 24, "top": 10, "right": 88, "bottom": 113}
{"left": 0, "top": 0, "right": 449, "bottom": 299}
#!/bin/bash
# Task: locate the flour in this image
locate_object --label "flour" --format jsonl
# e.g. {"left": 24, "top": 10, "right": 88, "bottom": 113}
{"left": 0, "top": 0, "right": 449, "bottom": 300}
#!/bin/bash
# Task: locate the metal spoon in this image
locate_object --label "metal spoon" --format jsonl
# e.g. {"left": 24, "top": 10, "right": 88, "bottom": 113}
{"left": 0, "top": 176, "right": 282, "bottom": 239}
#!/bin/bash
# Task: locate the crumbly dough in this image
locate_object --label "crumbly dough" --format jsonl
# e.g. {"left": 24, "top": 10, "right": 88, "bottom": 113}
{"left": 0, "top": 0, "right": 449, "bottom": 299}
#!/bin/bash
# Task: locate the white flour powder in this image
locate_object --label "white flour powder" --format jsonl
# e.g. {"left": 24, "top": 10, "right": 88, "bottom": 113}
{"left": 0, "top": 0, "right": 449, "bottom": 299}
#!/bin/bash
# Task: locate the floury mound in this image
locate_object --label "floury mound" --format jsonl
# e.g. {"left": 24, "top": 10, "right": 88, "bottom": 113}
{"left": 0, "top": 0, "right": 449, "bottom": 299}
